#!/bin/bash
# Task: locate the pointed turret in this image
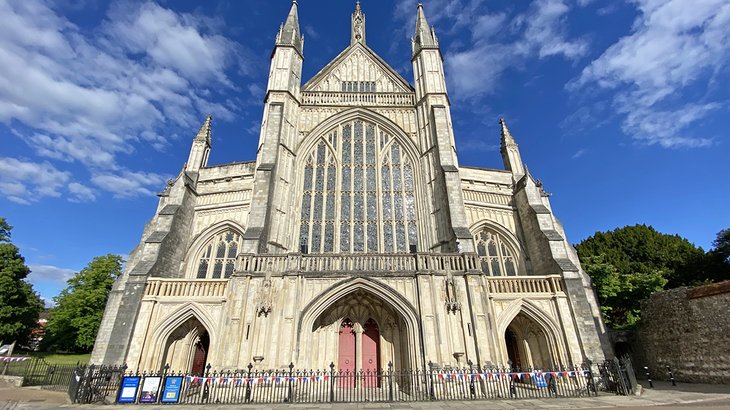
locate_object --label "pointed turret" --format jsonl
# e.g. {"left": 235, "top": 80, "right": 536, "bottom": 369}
{"left": 186, "top": 115, "right": 212, "bottom": 173}
{"left": 351, "top": 1, "right": 366, "bottom": 45}
{"left": 499, "top": 118, "right": 525, "bottom": 177}
{"left": 276, "top": 0, "right": 303, "bottom": 54}
{"left": 413, "top": 3, "right": 438, "bottom": 56}
{"left": 195, "top": 114, "right": 212, "bottom": 144}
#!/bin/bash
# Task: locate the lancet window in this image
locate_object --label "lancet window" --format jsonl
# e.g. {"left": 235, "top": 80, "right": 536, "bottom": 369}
{"left": 299, "top": 119, "right": 418, "bottom": 254}
{"left": 474, "top": 229, "right": 518, "bottom": 276}
{"left": 341, "top": 81, "right": 376, "bottom": 93}
{"left": 194, "top": 229, "right": 241, "bottom": 279}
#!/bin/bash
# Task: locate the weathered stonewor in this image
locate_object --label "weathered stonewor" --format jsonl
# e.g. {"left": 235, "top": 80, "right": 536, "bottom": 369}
{"left": 638, "top": 281, "right": 730, "bottom": 383}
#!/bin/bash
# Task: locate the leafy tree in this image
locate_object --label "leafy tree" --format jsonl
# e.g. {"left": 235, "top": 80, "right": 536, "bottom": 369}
{"left": 582, "top": 256, "right": 667, "bottom": 329}
{"left": 711, "top": 229, "right": 730, "bottom": 264}
{"left": 577, "top": 224, "right": 729, "bottom": 328}
{"left": 43, "top": 254, "right": 123, "bottom": 352}
{"left": 576, "top": 224, "right": 706, "bottom": 288}
{"left": 700, "top": 228, "right": 730, "bottom": 282}
{"left": 0, "top": 218, "right": 43, "bottom": 345}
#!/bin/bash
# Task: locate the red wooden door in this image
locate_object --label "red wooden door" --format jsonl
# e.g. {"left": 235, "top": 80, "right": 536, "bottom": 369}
{"left": 191, "top": 332, "right": 209, "bottom": 376}
{"left": 362, "top": 318, "right": 380, "bottom": 387}
{"left": 338, "top": 319, "right": 356, "bottom": 387}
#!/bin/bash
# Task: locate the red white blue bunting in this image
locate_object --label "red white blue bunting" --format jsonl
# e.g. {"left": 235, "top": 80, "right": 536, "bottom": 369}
{"left": 184, "top": 375, "right": 330, "bottom": 384}
{"left": 0, "top": 357, "right": 29, "bottom": 362}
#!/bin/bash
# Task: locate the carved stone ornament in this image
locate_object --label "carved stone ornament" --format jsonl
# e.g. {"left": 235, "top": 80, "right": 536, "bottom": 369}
{"left": 444, "top": 277, "right": 461, "bottom": 313}
{"left": 255, "top": 279, "right": 274, "bottom": 316}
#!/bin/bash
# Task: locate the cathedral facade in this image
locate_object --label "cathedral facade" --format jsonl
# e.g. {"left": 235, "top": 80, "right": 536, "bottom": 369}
{"left": 91, "top": 2, "right": 611, "bottom": 374}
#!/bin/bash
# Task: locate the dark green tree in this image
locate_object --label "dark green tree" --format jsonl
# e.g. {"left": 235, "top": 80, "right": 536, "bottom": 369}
{"left": 711, "top": 229, "right": 730, "bottom": 264}
{"left": 701, "top": 228, "right": 730, "bottom": 282}
{"left": 0, "top": 218, "right": 43, "bottom": 345}
{"left": 575, "top": 224, "right": 706, "bottom": 288}
{"left": 43, "top": 254, "right": 123, "bottom": 352}
{"left": 582, "top": 255, "right": 667, "bottom": 329}
{"left": 577, "top": 224, "right": 730, "bottom": 328}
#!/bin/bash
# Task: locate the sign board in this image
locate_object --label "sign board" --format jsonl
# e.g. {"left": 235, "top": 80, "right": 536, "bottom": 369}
{"left": 117, "top": 376, "right": 141, "bottom": 404}
{"left": 534, "top": 373, "right": 547, "bottom": 388}
{"left": 139, "top": 376, "right": 162, "bottom": 403}
{"left": 161, "top": 376, "right": 184, "bottom": 403}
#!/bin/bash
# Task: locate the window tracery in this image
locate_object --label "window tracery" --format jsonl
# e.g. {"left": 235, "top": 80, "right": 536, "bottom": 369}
{"left": 195, "top": 229, "right": 241, "bottom": 279}
{"left": 299, "top": 119, "right": 417, "bottom": 254}
{"left": 473, "top": 228, "right": 518, "bottom": 276}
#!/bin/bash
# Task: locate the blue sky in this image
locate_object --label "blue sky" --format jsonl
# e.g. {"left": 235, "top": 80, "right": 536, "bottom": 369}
{"left": 1, "top": 0, "right": 728, "bottom": 304}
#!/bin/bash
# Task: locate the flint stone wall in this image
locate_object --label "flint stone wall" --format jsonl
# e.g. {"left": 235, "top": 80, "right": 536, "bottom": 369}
{"left": 638, "top": 281, "right": 730, "bottom": 384}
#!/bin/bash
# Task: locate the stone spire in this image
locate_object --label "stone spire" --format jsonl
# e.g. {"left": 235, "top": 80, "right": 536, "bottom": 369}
{"left": 186, "top": 115, "right": 212, "bottom": 173}
{"left": 351, "top": 1, "right": 366, "bottom": 45}
{"left": 413, "top": 3, "right": 438, "bottom": 55}
{"left": 499, "top": 118, "right": 524, "bottom": 177}
{"left": 195, "top": 114, "right": 212, "bottom": 144}
{"left": 500, "top": 118, "right": 516, "bottom": 147}
{"left": 276, "top": 0, "right": 303, "bottom": 54}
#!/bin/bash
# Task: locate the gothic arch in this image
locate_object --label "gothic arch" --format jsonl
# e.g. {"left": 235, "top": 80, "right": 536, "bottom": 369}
{"left": 469, "top": 220, "right": 523, "bottom": 257}
{"left": 293, "top": 108, "right": 426, "bottom": 254}
{"left": 469, "top": 220, "right": 526, "bottom": 275}
{"left": 184, "top": 221, "right": 246, "bottom": 278}
{"left": 296, "top": 107, "right": 420, "bottom": 166}
{"left": 496, "top": 299, "right": 567, "bottom": 367}
{"left": 146, "top": 303, "right": 217, "bottom": 369}
{"left": 297, "top": 277, "right": 422, "bottom": 368}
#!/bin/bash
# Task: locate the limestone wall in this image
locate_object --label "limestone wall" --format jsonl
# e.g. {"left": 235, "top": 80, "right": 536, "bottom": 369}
{"left": 638, "top": 282, "right": 730, "bottom": 384}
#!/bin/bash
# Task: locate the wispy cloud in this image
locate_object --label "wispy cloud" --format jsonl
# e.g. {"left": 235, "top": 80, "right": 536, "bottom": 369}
{"left": 0, "top": 0, "right": 248, "bottom": 203}
{"left": 395, "top": 0, "right": 588, "bottom": 101}
{"left": 571, "top": 148, "right": 586, "bottom": 159}
{"left": 91, "top": 170, "right": 169, "bottom": 199}
{"left": 0, "top": 157, "right": 70, "bottom": 204}
{"left": 304, "top": 25, "right": 319, "bottom": 40}
{"left": 458, "top": 139, "right": 499, "bottom": 153}
{"left": 27, "top": 263, "right": 77, "bottom": 304}
{"left": 569, "top": 0, "right": 730, "bottom": 148}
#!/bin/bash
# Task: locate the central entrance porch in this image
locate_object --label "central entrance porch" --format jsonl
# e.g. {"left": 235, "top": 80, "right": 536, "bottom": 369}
{"left": 307, "top": 288, "right": 413, "bottom": 374}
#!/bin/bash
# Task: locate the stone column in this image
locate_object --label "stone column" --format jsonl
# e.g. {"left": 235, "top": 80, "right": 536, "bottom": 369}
{"left": 355, "top": 324, "right": 363, "bottom": 370}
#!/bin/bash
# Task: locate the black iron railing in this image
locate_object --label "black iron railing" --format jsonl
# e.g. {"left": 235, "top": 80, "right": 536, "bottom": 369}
{"left": 71, "top": 361, "right": 604, "bottom": 404}
{"left": 2, "top": 357, "right": 81, "bottom": 391}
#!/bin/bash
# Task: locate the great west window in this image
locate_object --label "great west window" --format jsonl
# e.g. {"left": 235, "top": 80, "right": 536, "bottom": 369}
{"left": 299, "top": 119, "right": 417, "bottom": 254}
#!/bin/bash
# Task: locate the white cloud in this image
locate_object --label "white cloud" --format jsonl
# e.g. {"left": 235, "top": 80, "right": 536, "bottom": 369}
{"left": 27, "top": 263, "right": 77, "bottom": 304}
{"left": 27, "top": 264, "right": 75, "bottom": 288}
{"left": 68, "top": 182, "right": 97, "bottom": 202}
{"left": 571, "top": 148, "right": 586, "bottom": 159}
{"left": 458, "top": 139, "right": 499, "bottom": 153}
{"left": 104, "top": 2, "right": 234, "bottom": 85}
{"left": 91, "top": 170, "right": 168, "bottom": 198}
{"left": 0, "top": 0, "right": 246, "bottom": 200}
{"left": 0, "top": 157, "right": 70, "bottom": 204}
{"left": 394, "top": 0, "right": 588, "bottom": 100}
{"left": 304, "top": 25, "right": 319, "bottom": 40}
{"left": 515, "top": 0, "right": 588, "bottom": 60}
{"left": 571, "top": 0, "right": 730, "bottom": 147}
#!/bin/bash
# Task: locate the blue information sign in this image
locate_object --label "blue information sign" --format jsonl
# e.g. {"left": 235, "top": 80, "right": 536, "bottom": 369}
{"left": 535, "top": 373, "right": 548, "bottom": 387}
{"left": 161, "top": 376, "right": 184, "bottom": 403}
{"left": 117, "top": 376, "right": 141, "bottom": 404}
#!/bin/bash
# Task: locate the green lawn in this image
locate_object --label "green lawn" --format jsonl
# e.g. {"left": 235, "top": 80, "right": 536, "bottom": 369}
{"left": 16, "top": 351, "right": 90, "bottom": 365}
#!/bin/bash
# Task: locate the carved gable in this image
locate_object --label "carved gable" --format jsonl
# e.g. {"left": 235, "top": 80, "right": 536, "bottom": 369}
{"left": 303, "top": 44, "right": 413, "bottom": 93}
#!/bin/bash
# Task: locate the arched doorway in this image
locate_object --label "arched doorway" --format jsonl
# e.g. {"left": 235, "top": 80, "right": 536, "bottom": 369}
{"left": 505, "top": 328, "right": 522, "bottom": 370}
{"left": 161, "top": 316, "right": 210, "bottom": 374}
{"left": 338, "top": 319, "right": 356, "bottom": 387}
{"left": 312, "top": 289, "right": 409, "bottom": 373}
{"left": 191, "top": 332, "right": 209, "bottom": 375}
{"left": 504, "top": 313, "right": 555, "bottom": 370}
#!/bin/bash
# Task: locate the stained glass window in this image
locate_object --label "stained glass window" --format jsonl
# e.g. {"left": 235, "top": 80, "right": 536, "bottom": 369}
{"left": 473, "top": 229, "right": 519, "bottom": 276}
{"left": 298, "top": 119, "right": 419, "bottom": 254}
{"left": 195, "top": 229, "right": 242, "bottom": 279}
